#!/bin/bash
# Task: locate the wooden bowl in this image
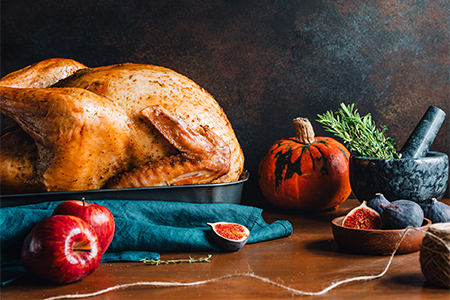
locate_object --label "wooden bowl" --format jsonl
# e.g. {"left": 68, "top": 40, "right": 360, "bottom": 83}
{"left": 331, "top": 216, "right": 432, "bottom": 255}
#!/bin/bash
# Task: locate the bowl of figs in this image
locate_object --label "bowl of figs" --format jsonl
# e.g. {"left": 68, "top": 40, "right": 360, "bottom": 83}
{"left": 331, "top": 194, "right": 450, "bottom": 255}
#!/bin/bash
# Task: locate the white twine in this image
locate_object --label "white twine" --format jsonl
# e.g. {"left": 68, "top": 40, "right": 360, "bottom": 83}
{"left": 44, "top": 226, "right": 448, "bottom": 300}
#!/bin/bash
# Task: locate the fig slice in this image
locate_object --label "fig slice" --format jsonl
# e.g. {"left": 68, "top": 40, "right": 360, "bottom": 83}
{"left": 342, "top": 201, "right": 382, "bottom": 230}
{"left": 207, "top": 222, "right": 250, "bottom": 252}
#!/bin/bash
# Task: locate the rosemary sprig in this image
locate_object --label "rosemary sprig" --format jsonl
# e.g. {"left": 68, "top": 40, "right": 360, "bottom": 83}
{"left": 316, "top": 103, "right": 399, "bottom": 159}
{"left": 140, "top": 254, "right": 212, "bottom": 265}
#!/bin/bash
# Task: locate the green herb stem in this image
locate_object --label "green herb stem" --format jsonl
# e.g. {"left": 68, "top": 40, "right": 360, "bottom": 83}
{"left": 316, "top": 103, "right": 399, "bottom": 159}
{"left": 140, "top": 254, "right": 213, "bottom": 265}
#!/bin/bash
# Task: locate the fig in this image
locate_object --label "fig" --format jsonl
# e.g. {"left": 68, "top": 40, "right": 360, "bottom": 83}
{"left": 207, "top": 222, "right": 250, "bottom": 252}
{"left": 366, "top": 193, "right": 391, "bottom": 216}
{"left": 422, "top": 198, "right": 450, "bottom": 224}
{"left": 342, "top": 201, "right": 381, "bottom": 229}
{"left": 380, "top": 200, "right": 424, "bottom": 229}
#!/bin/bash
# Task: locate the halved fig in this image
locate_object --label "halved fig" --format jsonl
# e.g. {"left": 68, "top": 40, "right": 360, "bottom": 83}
{"left": 342, "top": 201, "right": 382, "bottom": 230}
{"left": 207, "top": 222, "right": 250, "bottom": 252}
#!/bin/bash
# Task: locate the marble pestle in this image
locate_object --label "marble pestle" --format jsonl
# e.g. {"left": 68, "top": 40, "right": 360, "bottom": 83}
{"left": 399, "top": 106, "right": 446, "bottom": 159}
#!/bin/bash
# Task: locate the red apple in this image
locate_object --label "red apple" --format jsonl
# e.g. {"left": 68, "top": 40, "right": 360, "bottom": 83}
{"left": 21, "top": 215, "right": 102, "bottom": 284}
{"left": 52, "top": 199, "right": 115, "bottom": 254}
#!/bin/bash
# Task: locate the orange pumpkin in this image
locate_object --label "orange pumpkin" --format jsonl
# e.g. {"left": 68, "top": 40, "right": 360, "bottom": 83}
{"left": 258, "top": 117, "right": 351, "bottom": 211}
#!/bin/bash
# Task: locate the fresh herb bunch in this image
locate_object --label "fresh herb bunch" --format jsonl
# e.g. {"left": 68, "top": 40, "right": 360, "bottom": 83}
{"left": 316, "top": 103, "right": 399, "bottom": 159}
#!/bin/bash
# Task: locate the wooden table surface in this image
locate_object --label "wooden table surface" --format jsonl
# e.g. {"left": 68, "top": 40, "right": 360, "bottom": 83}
{"left": 2, "top": 198, "right": 449, "bottom": 300}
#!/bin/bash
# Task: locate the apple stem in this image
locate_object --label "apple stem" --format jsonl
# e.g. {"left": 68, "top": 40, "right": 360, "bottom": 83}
{"left": 81, "top": 197, "right": 86, "bottom": 207}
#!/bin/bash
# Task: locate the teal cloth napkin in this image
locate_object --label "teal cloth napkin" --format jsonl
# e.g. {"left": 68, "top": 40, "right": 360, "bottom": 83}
{"left": 1, "top": 200, "right": 292, "bottom": 285}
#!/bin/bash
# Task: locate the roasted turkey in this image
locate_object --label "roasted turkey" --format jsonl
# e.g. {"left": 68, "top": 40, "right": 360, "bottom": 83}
{"left": 0, "top": 58, "right": 244, "bottom": 194}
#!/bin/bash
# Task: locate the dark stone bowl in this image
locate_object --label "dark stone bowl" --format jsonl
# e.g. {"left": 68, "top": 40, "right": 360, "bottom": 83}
{"left": 350, "top": 151, "right": 449, "bottom": 207}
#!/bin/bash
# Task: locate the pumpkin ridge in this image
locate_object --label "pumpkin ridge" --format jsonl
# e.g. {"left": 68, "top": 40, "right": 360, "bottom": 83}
{"left": 313, "top": 140, "right": 328, "bottom": 146}
{"left": 273, "top": 147, "right": 295, "bottom": 187}
{"left": 283, "top": 144, "right": 307, "bottom": 181}
{"left": 336, "top": 144, "right": 350, "bottom": 161}
{"left": 311, "top": 144, "right": 329, "bottom": 176}
{"left": 268, "top": 140, "right": 285, "bottom": 155}
{"left": 273, "top": 143, "right": 308, "bottom": 187}
{"left": 286, "top": 138, "right": 299, "bottom": 143}
{"left": 304, "top": 144, "right": 315, "bottom": 172}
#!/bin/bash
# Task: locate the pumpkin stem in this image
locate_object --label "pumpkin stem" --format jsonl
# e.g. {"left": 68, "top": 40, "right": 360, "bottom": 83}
{"left": 293, "top": 117, "right": 315, "bottom": 144}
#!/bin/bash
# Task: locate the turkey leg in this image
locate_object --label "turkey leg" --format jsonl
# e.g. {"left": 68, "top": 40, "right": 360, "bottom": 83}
{"left": 0, "top": 86, "right": 132, "bottom": 192}
{"left": 1, "top": 58, "right": 88, "bottom": 194}
{"left": 105, "top": 105, "right": 231, "bottom": 188}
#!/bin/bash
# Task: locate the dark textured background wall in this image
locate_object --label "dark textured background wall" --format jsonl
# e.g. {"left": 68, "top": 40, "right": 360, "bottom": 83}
{"left": 2, "top": 0, "right": 449, "bottom": 201}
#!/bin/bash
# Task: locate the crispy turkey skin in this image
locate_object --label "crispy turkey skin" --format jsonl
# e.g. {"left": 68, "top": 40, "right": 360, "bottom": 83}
{"left": 0, "top": 59, "right": 244, "bottom": 194}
